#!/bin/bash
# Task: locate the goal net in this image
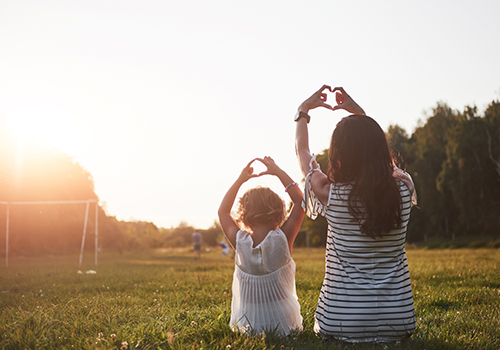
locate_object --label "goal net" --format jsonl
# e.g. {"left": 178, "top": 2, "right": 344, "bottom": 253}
{"left": 0, "top": 200, "right": 98, "bottom": 268}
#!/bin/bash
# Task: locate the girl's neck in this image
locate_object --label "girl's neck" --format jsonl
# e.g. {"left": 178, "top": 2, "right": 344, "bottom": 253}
{"left": 248, "top": 224, "right": 278, "bottom": 248}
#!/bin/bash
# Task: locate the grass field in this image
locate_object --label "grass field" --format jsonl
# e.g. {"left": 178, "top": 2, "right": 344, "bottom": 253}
{"left": 0, "top": 248, "right": 499, "bottom": 350}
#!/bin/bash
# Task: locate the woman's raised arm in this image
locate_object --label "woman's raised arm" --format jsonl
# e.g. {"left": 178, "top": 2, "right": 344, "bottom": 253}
{"left": 294, "top": 85, "right": 333, "bottom": 179}
{"left": 294, "top": 85, "right": 366, "bottom": 205}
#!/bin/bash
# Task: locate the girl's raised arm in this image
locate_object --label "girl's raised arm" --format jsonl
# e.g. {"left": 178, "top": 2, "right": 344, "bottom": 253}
{"left": 217, "top": 160, "right": 258, "bottom": 248}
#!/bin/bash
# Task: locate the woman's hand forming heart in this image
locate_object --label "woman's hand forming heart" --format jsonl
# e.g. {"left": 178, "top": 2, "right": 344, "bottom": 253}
{"left": 298, "top": 85, "right": 365, "bottom": 116}
{"left": 331, "top": 87, "right": 366, "bottom": 115}
{"left": 298, "top": 85, "right": 334, "bottom": 113}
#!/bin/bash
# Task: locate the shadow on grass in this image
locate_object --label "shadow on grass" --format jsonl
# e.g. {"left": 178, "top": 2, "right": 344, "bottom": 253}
{"left": 256, "top": 331, "right": 468, "bottom": 350}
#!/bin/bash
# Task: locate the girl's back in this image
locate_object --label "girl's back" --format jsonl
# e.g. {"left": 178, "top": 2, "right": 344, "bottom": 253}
{"left": 230, "top": 229, "right": 303, "bottom": 335}
{"left": 235, "top": 229, "right": 290, "bottom": 275}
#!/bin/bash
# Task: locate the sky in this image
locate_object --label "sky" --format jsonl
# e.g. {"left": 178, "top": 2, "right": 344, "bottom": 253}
{"left": 1, "top": 0, "right": 499, "bottom": 229}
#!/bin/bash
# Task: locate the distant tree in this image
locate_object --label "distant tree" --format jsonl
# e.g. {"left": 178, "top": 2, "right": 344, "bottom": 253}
{"left": 388, "top": 101, "right": 500, "bottom": 242}
{"left": 0, "top": 114, "right": 105, "bottom": 256}
{"left": 387, "top": 124, "right": 411, "bottom": 169}
{"left": 482, "top": 100, "right": 500, "bottom": 234}
{"left": 201, "top": 222, "right": 224, "bottom": 247}
{"left": 160, "top": 222, "right": 195, "bottom": 248}
{"left": 437, "top": 106, "right": 488, "bottom": 238}
{"left": 405, "top": 103, "right": 459, "bottom": 241}
{"left": 484, "top": 100, "right": 500, "bottom": 178}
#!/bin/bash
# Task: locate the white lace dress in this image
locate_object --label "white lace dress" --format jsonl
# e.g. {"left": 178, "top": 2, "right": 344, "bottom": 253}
{"left": 230, "top": 229, "right": 303, "bottom": 336}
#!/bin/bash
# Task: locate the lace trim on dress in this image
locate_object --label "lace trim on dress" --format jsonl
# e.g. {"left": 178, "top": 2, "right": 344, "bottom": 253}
{"left": 393, "top": 166, "right": 418, "bottom": 206}
{"left": 302, "top": 154, "right": 328, "bottom": 220}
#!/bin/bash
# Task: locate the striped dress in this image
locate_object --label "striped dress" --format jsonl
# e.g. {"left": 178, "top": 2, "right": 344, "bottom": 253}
{"left": 303, "top": 169, "right": 415, "bottom": 343}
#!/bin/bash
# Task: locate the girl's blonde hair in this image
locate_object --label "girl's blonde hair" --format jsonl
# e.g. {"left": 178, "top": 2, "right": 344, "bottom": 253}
{"left": 235, "top": 186, "right": 286, "bottom": 231}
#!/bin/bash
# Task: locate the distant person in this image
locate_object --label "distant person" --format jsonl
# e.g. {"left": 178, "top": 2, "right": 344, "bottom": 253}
{"left": 294, "top": 85, "right": 417, "bottom": 343}
{"left": 218, "top": 156, "right": 304, "bottom": 336}
{"left": 192, "top": 231, "right": 202, "bottom": 259}
{"left": 219, "top": 241, "right": 233, "bottom": 259}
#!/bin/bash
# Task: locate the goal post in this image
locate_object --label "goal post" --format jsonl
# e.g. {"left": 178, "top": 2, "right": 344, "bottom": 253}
{"left": 0, "top": 200, "right": 98, "bottom": 268}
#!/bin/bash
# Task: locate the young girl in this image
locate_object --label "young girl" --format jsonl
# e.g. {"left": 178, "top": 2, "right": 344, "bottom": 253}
{"left": 218, "top": 156, "right": 304, "bottom": 336}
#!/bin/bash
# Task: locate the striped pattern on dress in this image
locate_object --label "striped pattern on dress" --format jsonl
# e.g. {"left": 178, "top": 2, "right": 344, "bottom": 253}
{"left": 305, "top": 180, "right": 415, "bottom": 342}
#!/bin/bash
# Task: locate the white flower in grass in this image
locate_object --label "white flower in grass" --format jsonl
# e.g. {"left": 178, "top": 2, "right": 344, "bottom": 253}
{"left": 120, "top": 341, "right": 129, "bottom": 350}
{"left": 239, "top": 324, "right": 250, "bottom": 333}
{"left": 226, "top": 345, "right": 231, "bottom": 349}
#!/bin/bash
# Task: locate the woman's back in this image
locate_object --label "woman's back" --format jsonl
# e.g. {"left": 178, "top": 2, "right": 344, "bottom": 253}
{"left": 294, "top": 85, "right": 416, "bottom": 343}
{"left": 306, "top": 180, "right": 415, "bottom": 342}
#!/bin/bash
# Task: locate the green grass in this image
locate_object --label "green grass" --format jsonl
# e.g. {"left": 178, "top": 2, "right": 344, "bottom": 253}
{"left": 0, "top": 248, "right": 499, "bottom": 349}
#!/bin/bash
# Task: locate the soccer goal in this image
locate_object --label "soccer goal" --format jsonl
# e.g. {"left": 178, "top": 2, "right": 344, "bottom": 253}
{"left": 0, "top": 199, "right": 98, "bottom": 268}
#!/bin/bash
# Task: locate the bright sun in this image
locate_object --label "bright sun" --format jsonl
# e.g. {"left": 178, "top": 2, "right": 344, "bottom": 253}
{"left": 3, "top": 105, "right": 82, "bottom": 156}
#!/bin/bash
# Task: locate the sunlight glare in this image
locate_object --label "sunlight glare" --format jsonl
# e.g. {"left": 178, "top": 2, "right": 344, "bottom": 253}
{"left": 4, "top": 105, "right": 82, "bottom": 156}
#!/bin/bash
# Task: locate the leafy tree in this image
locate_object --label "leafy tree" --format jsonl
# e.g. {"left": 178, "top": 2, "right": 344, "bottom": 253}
{"left": 387, "top": 124, "right": 412, "bottom": 169}
{"left": 389, "top": 101, "right": 500, "bottom": 242}
{"left": 0, "top": 114, "right": 102, "bottom": 255}
{"left": 482, "top": 100, "right": 500, "bottom": 234}
{"left": 201, "top": 221, "right": 225, "bottom": 247}
{"left": 484, "top": 100, "right": 500, "bottom": 178}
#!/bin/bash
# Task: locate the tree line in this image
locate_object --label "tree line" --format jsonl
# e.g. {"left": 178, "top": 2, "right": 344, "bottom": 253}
{"left": 391, "top": 100, "right": 500, "bottom": 245}
{"left": 1, "top": 97, "right": 499, "bottom": 256}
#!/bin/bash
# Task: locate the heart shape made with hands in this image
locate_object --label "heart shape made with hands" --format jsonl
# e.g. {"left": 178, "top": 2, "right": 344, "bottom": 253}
{"left": 247, "top": 158, "right": 269, "bottom": 177}
{"left": 325, "top": 86, "right": 364, "bottom": 114}
{"left": 323, "top": 86, "right": 348, "bottom": 109}
{"left": 334, "top": 89, "right": 346, "bottom": 107}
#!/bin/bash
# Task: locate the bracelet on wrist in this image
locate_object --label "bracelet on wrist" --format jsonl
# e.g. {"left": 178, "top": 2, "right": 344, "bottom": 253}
{"left": 285, "top": 182, "right": 298, "bottom": 192}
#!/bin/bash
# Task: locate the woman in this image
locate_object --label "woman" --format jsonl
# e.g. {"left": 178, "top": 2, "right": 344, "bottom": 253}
{"left": 294, "top": 85, "right": 416, "bottom": 343}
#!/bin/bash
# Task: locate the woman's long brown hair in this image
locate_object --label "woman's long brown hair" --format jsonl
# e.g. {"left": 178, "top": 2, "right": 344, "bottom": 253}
{"left": 327, "top": 115, "right": 402, "bottom": 238}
